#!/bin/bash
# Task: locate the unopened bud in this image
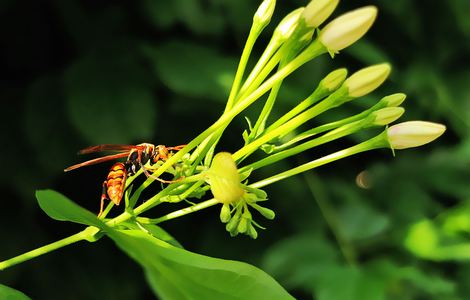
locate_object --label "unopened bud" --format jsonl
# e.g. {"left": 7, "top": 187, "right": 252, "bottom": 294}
{"left": 370, "top": 107, "right": 404, "bottom": 126}
{"left": 319, "top": 6, "right": 378, "bottom": 53}
{"left": 274, "top": 8, "right": 304, "bottom": 42}
{"left": 344, "top": 63, "right": 391, "bottom": 97}
{"left": 380, "top": 93, "right": 406, "bottom": 107}
{"left": 208, "top": 152, "right": 244, "bottom": 204}
{"left": 387, "top": 121, "right": 446, "bottom": 150}
{"left": 302, "top": 0, "right": 339, "bottom": 28}
{"left": 254, "top": 0, "right": 276, "bottom": 27}
{"left": 320, "top": 68, "right": 348, "bottom": 92}
{"left": 220, "top": 204, "right": 231, "bottom": 223}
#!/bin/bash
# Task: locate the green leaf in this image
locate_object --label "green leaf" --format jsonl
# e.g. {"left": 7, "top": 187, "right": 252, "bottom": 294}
{"left": 0, "top": 284, "right": 31, "bottom": 300}
{"left": 107, "top": 229, "right": 294, "bottom": 300}
{"left": 36, "top": 189, "right": 105, "bottom": 228}
{"left": 65, "top": 51, "right": 157, "bottom": 144}
{"left": 143, "top": 41, "right": 237, "bottom": 101}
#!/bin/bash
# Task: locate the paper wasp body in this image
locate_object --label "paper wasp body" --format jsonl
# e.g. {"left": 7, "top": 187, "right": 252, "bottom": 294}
{"left": 64, "top": 143, "right": 185, "bottom": 216}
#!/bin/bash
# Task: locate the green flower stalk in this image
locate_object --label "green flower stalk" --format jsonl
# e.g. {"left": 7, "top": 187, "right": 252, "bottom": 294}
{"left": 0, "top": 1, "right": 446, "bottom": 272}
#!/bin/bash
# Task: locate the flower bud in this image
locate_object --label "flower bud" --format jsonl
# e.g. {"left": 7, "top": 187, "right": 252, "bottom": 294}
{"left": 387, "top": 121, "right": 446, "bottom": 150}
{"left": 319, "top": 68, "right": 348, "bottom": 92}
{"left": 273, "top": 8, "right": 304, "bottom": 42}
{"left": 237, "top": 217, "right": 248, "bottom": 233}
{"left": 370, "top": 107, "right": 404, "bottom": 126}
{"left": 302, "top": 0, "right": 339, "bottom": 28}
{"left": 208, "top": 152, "right": 244, "bottom": 204}
{"left": 344, "top": 63, "right": 391, "bottom": 97}
{"left": 254, "top": 0, "right": 276, "bottom": 27}
{"left": 220, "top": 204, "right": 232, "bottom": 223}
{"left": 247, "top": 223, "right": 258, "bottom": 239}
{"left": 380, "top": 93, "right": 406, "bottom": 107}
{"left": 319, "top": 6, "right": 378, "bottom": 53}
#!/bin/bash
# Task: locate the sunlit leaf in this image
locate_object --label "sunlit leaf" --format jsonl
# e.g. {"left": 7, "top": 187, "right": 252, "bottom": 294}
{"left": 36, "top": 189, "right": 104, "bottom": 228}
{"left": 0, "top": 284, "right": 31, "bottom": 300}
{"left": 108, "top": 229, "right": 294, "bottom": 300}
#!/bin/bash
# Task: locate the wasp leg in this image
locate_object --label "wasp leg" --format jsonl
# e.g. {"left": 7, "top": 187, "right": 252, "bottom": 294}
{"left": 139, "top": 161, "right": 183, "bottom": 184}
{"left": 98, "top": 181, "right": 108, "bottom": 217}
{"left": 167, "top": 145, "right": 186, "bottom": 151}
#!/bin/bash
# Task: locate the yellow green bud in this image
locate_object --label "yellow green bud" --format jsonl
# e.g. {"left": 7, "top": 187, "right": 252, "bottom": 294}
{"left": 302, "top": 0, "right": 339, "bottom": 28}
{"left": 319, "top": 6, "right": 378, "bottom": 53}
{"left": 344, "top": 63, "right": 391, "bottom": 97}
{"left": 207, "top": 152, "right": 244, "bottom": 204}
{"left": 370, "top": 107, "right": 404, "bottom": 126}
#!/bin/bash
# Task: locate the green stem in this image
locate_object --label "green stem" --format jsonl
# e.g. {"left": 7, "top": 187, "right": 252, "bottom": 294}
{"left": 249, "top": 131, "right": 389, "bottom": 189}
{"left": 143, "top": 199, "right": 220, "bottom": 225}
{"left": 240, "top": 119, "right": 366, "bottom": 172}
{"left": 0, "top": 228, "right": 97, "bottom": 271}
{"left": 233, "top": 91, "right": 338, "bottom": 161}
{"left": 266, "top": 87, "right": 327, "bottom": 133}
{"left": 238, "top": 37, "right": 282, "bottom": 101}
{"left": 225, "top": 26, "right": 260, "bottom": 111}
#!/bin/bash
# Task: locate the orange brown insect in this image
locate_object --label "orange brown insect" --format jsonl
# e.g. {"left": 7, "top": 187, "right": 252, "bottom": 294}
{"left": 64, "top": 143, "right": 185, "bottom": 216}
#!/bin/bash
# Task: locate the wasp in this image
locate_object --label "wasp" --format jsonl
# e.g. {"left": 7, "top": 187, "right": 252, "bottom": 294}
{"left": 64, "top": 143, "right": 185, "bottom": 216}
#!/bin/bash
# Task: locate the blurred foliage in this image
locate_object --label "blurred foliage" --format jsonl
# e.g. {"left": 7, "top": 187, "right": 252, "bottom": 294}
{"left": 0, "top": 0, "right": 468, "bottom": 299}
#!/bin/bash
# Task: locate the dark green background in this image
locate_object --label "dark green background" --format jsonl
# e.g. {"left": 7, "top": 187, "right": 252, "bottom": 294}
{"left": 1, "top": 0, "right": 468, "bottom": 299}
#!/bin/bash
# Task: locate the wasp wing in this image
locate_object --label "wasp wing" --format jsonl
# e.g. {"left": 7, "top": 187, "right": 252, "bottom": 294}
{"left": 78, "top": 144, "right": 138, "bottom": 155}
{"left": 64, "top": 152, "right": 130, "bottom": 172}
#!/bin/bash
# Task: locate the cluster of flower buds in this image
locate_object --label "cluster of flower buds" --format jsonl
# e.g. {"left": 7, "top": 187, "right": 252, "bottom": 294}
{"left": 206, "top": 153, "right": 274, "bottom": 238}
{"left": 204, "top": 0, "right": 445, "bottom": 238}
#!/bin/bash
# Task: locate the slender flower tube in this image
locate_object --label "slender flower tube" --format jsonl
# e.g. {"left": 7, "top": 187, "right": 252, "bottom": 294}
{"left": 344, "top": 63, "right": 391, "bottom": 97}
{"left": 302, "top": 0, "right": 339, "bottom": 28}
{"left": 319, "top": 6, "right": 378, "bottom": 53}
{"left": 387, "top": 121, "right": 446, "bottom": 149}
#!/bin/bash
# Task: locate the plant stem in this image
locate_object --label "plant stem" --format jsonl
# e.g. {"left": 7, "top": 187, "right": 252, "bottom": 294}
{"left": 233, "top": 93, "right": 336, "bottom": 161}
{"left": 149, "top": 199, "right": 219, "bottom": 224}
{"left": 249, "top": 132, "right": 388, "bottom": 189}
{"left": 240, "top": 120, "right": 366, "bottom": 172}
{"left": 225, "top": 25, "right": 262, "bottom": 111}
{"left": 0, "top": 228, "right": 97, "bottom": 271}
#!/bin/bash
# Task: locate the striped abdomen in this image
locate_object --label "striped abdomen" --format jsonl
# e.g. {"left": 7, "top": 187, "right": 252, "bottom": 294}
{"left": 106, "top": 162, "right": 127, "bottom": 205}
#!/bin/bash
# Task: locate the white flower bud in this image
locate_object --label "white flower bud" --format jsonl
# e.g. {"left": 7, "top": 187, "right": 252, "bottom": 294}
{"left": 344, "top": 63, "right": 391, "bottom": 97}
{"left": 387, "top": 121, "right": 446, "bottom": 150}
{"left": 319, "top": 6, "right": 378, "bottom": 53}
{"left": 370, "top": 107, "right": 404, "bottom": 126}
{"left": 254, "top": 0, "right": 276, "bottom": 26}
{"left": 302, "top": 0, "right": 339, "bottom": 28}
{"left": 207, "top": 152, "right": 244, "bottom": 204}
